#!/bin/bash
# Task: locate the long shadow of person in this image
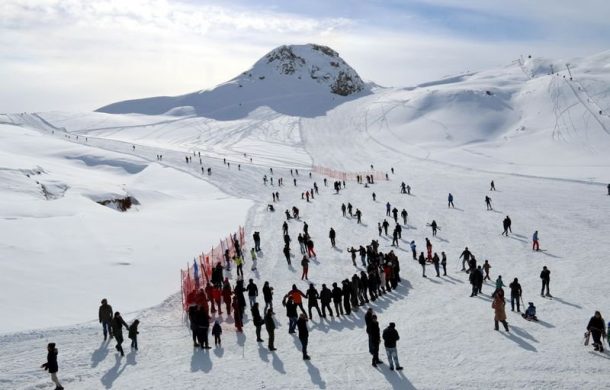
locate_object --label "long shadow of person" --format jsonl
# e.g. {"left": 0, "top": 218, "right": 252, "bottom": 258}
{"left": 190, "top": 348, "right": 213, "bottom": 373}
{"left": 257, "top": 343, "right": 269, "bottom": 362}
{"left": 380, "top": 366, "right": 416, "bottom": 390}
{"left": 305, "top": 360, "right": 326, "bottom": 389}
{"left": 271, "top": 351, "right": 286, "bottom": 374}
{"left": 100, "top": 354, "right": 126, "bottom": 389}
{"left": 91, "top": 340, "right": 110, "bottom": 368}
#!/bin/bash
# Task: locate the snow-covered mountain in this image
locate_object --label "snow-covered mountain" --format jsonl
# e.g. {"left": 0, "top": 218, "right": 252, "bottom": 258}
{"left": 97, "top": 44, "right": 371, "bottom": 120}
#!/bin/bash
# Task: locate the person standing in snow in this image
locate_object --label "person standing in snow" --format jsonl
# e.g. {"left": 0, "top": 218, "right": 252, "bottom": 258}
{"left": 355, "top": 209, "right": 362, "bottom": 224}
{"left": 251, "top": 302, "right": 264, "bottom": 342}
{"left": 369, "top": 314, "right": 382, "bottom": 367}
{"left": 587, "top": 311, "right": 606, "bottom": 352}
{"left": 460, "top": 247, "right": 472, "bottom": 271}
{"left": 41, "top": 342, "right": 63, "bottom": 390}
{"left": 111, "top": 311, "right": 129, "bottom": 356}
{"left": 425, "top": 238, "right": 433, "bottom": 260}
{"left": 382, "top": 322, "right": 403, "bottom": 371}
{"left": 99, "top": 298, "right": 114, "bottom": 340}
{"left": 418, "top": 252, "right": 427, "bottom": 278}
{"left": 432, "top": 253, "right": 440, "bottom": 277}
{"left": 485, "top": 196, "right": 492, "bottom": 210}
{"left": 250, "top": 248, "right": 258, "bottom": 271}
{"left": 247, "top": 279, "right": 258, "bottom": 308}
{"left": 493, "top": 275, "right": 505, "bottom": 297}
{"left": 332, "top": 282, "right": 344, "bottom": 316}
{"left": 265, "top": 309, "right": 277, "bottom": 351}
{"left": 372, "top": 192, "right": 376, "bottom": 201}
{"left": 301, "top": 256, "right": 310, "bottom": 280}
{"left": 329, "top": 227, "right": 336, "bottom": 247}
{"left": 540, "top": 266, "right": 551, "bottom": 297}
{"left": 430, "top": 220, "right": 438, "bottom": 237}
{"left": 441, "top": 252, "right": 447, "bottom": 276}
{"left": 341, "top": 203, "right": 346, "bottom": 217}
{"left": 490, "top": 180, "right": 496, "bottom": 191}
{"left": 483, "top": 260, "right": 491, "bottom": 281}
{"left": 448, "top": 193, "right": 454, "bottom": 208}
{"left": 297, "top": 313, "right": 310, "bottom": 360}
{"left": 492, "top": 289, "right": 510, "bottom": 332}
{"left": 212, "top": 320, "right": 222, "bottom": 347}
{"left": 253, "top": 231, "right": 261, "bottom": 252}
{"left": 410, "top": 240, "right": 417, "bottom": 260}
{"left": 401, "top": 209, "right": 408, "bottom": 225}
{"left": 532, "top": 230, "right": 540, "bottom": 251}
{"left": 263, "top": 281, "right": 274, "bottom": 314}
{"left": 128, "top": 319, "right": 139, "bottom": 350}
{"left": 386, "top": 202, "right": 391, "bottom": 216}
{"left": 509, "top": 278, "right": 522, "bottom": 312}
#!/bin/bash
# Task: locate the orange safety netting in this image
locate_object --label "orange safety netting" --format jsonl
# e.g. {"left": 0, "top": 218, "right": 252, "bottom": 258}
{"left": 312, "top": 165, "right": 387, "bottom": 181}
{"left": 180, "top": 226, "right": 246, "bottom": 311}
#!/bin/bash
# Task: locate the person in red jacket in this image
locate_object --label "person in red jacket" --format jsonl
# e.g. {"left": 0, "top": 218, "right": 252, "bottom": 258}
{"left": 284, "top": 284, "right": 307, "bottom": 314}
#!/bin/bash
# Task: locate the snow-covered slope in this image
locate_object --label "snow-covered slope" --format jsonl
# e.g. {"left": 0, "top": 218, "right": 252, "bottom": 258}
{"left": 1, "top": 48, "right": 610, "bottom": 389}
{"left": 97, "top": 44, "right": 370, "bottom": 120}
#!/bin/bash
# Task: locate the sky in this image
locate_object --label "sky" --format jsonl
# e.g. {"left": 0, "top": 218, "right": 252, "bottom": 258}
{"left": 1, "top": 0, "right": 609, "bottom": 113}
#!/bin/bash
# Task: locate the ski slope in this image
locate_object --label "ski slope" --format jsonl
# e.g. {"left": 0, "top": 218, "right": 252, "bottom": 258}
{"left": 1, "top": 48, "right": 610, "bottom": 389}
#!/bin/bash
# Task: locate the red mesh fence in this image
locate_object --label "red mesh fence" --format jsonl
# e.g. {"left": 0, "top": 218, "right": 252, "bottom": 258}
{"left": 312, "top": 165, "right": 386, "bottom": 181}
{"left": 180, "top": 226, "right": 246, "bottom": 311}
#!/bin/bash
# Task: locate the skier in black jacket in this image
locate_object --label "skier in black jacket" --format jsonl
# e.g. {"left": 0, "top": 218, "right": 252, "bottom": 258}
{"left": 509, "top": 278, "right": 522, "bottom": 312}
{"left": 540, "top": 266, "right": 551, "bottom": 297}
{"left": 587, "top": 311, "right": 607, "bottom": 352}
{"left": 369, "top": 315, "right": 382, "bottom": 367}
{"left": 41, "top": 342, "right": 63, "bottom": 390}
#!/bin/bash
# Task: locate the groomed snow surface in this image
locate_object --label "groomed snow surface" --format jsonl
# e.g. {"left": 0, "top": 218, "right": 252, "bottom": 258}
{"left": 1, "top": 49, "right": 610, "bottom": 389}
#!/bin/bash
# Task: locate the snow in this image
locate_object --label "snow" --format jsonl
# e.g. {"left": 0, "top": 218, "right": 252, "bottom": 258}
{"left": 1, "top": 47, "right": 610, "bottom": 389}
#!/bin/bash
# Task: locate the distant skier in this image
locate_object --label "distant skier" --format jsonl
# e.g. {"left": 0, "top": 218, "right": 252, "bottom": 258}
{"left": 41, "top": 342, "right": 63, "bottom": 390}
{"left": 509, "top": 278, "right": 522, "bottom": 312}
{"left": 485, "top": 196, "right": 492, "bottom": 210}
{"left": 430, "top": 220, "right": 438, "bottom": 237}
{"left": 441, "top": 252, "right": 447, "bottom": 276}
{"left": 540, "top": 266, "right": 551, "bottom": 297}
{"left": 532, "top": 230, "right": 540, "bottom": 251}
{"left": 392, "top": 207, "right": 398, "bottom": 223}
{"left": 586, "top": 311, "right": 606, "bottom": 352}
{"left": 329, "top": 227, "right": 336, "bottom": 247}
{"left": 355, "top": 209, "right": 362, "bottom": 224}
{"left": 448, "top": 193, "right": 454, "bottom": 208}
{"left": 372, "top": 192, "right": 376, "bottom": 201}
{"left": 386, "top": 202, "right": 391, "bottom": 216}
{"left": 410, "top": 240, "right": 417, "bottom": 260}
{"left": 490, "top": 180, "right": 496, "bottom": 191}
{"left": 502, "top": 216, "right": 512, "bottom": 236}
{"left": 341, "top": 203, "right": 346, "bottom": 217}
{"left": 492, "top": 289, "right": 510, "bottom": 332}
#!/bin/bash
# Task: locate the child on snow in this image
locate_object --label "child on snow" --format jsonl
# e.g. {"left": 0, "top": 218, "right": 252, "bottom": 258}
{"left": 212, "top": 320, "right": 222, "bottom": 347}
{"left": 128, "top": 319, "right": 140, "bottom": 350}
{"left": 522, "top": 303, "right": 538, "bottom": 321}
{"left": 41, "top": 342, "right": 63, "bottom": 390}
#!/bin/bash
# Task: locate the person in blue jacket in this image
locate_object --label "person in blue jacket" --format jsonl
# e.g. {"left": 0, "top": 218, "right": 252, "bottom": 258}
{"left": 532, "top": 230, "right": 540, "bottom": 251}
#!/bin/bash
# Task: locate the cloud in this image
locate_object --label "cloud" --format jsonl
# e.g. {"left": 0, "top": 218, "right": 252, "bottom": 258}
{"left": 0, "top": 0, "right": 608, "bottom": 112}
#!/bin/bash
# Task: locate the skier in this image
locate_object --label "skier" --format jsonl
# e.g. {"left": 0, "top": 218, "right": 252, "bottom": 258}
{"left": 406, "top": 184, "right": 411, "bottom": 195}
{"left": 41, "top": 342, "right": 63, "bottom": 390}
{"left": 297, "top": 313, "right": 311, "bottom": 360}
{"left": 212, "top": 319, "right": 222, "bottom": 347}
{"left": 586, "top": 311, "right": 606, "bottom": 352}
{"left": 540, "top": 266, "right": 551, "bottom": 297}
{"left": 369, "top": 314, "right": 382, "bottom": 367}
{"left": 111, "top": 311, "right": 130, "bottom": 356}
{"left": 348, "top": 203, "right": 353, "bottom": 216}
{"left": 99, "top": 298, "right": 114, "bottom": 340}
{"left": 410, "top": 240, "right": 417, "bottom": 260}
{"left": 430, "top": 220, "right": 438, "bottom": 237}
{"left": 306, "top": 238, "right": 316, "bottom": 258}
{"left": 400, "top": 182, "right": 406, "bottom": 194}
{"left": 265, "top": 309, "right": 277, "bottom": 351}
{"left": 382, "top": 219, "right": 390, "bottom": 235}
{"left": 532, "top": 230, "right": 540, "bottom": 251}
{"left": 392, "top": 207, "right": 398, "bottom": 223}
{"left": 329, "top": 227, "right": 336, "bottom": 247}
{"left": 382, "top": 322, "right": 403, "bottom": 370}
{"left": 341, "top": 203, "right": 346, "bottom": 217}
{"left": 522, "top": 302, "right": 538, "bottom": 321}
{"left": 251, "top": 302, "right": 264, "bottom": 342}
{"left": 441, "top": 252, "right": 447, "bottom": 276}
{"left": 502, "top": 216, "right": 512, "bottom": 236}
{"left": 492, "top": 289, "right": 510, "bottom": 332}
{"left": 355, "top": 209, "right": 362, "bottom": 224}
{"left": 391, "top": 228, "right": 399, "bottom": 247}
{"left": 485, "top": 196, "right": 492, "bottom": 210}
{"left": 401, "top": 209, "right": 408, "bottom": 225}
{"left": 128, "top": 319, "right": 139, "bottom": 350}
{"left": 418, "top": 252, "right": 427, "bottom": 278}
{"left": 386, "top": 202, "right": 391, "bottom": 216}
{"left": 448, "top": 193, "right": 454, "bottom": 208}
{"left": 372, "top": 192, "right": 376, "bottom": 201}
{"left": 509, "top": 278, "right": 522, "bottom": 312}
{"left": 490, "top": 180, "right": 496, "bottom": 191}
{"left": 459, "top": 247, "right": 472, "bottom": 271}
